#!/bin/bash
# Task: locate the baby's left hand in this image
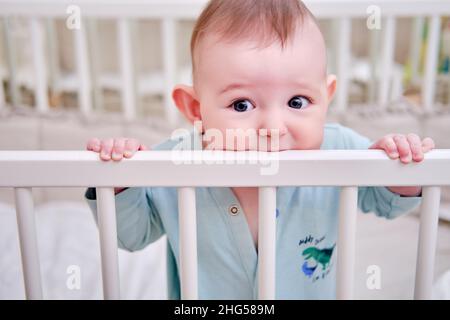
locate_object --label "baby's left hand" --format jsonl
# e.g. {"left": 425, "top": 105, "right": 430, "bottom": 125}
{"left": 369, "top": 133, "right": 435, "bottom": 197}
{"left": 369, "top": 133, "right": 435, "bottom": 164}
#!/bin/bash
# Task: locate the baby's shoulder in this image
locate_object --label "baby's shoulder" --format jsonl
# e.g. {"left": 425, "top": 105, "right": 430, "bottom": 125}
{"left": 151, "top": 128, "right": 199, "bottom": 151}
{"left": 320, "top": 123, "right": 348, "bottom": 149}
{"left": 321, "top": 123, "right": 372, "bottom": 150}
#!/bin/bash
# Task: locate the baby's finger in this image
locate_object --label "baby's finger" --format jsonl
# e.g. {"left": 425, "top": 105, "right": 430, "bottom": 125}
{"left": 138, "top": 144, "right": 149, "bottom": 151}
{"left": 393, "top": 134, "right": 412, "bottom": 163}
{"left": 380, "top": 136, "right": 398, "bottom": 159}
{"left": 100, "top": 138, "right": 114, "bottom": 161}
{"left": 406, "top": 133, "right": 423, "bottom": 162}
{"left": 422, "top": 137, "right": 435, "bottom": 153}
{"left": 86, "top": 138, "right": 101, "bottom": 152}
{"left": 112, "top": 138, "right": 126, "bottom": 161}
{"left": 124, "top": 138, "right": 139, "bottom": 158}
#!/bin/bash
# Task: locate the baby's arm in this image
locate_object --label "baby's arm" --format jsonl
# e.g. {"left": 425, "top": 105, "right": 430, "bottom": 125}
{"left": 334, "top": 124, "right": 427, "bottom": 219}
{"left": 85, "top": 137, "right": 164, "bottom": 251}
{"left": 368, "top": 133, "right": 435, "bottom": 197}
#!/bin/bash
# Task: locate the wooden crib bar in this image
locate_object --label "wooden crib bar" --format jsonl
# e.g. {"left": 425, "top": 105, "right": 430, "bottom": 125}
{"left": 258, "top": 187, "right": 277, "bottom": 300}
{"left": 2, "top": 149, "right": 450, "bottom": 300}
{"left": 96, "top": 187, "right": 121, "bottom": 300}
{"left": 335, "top": 18, "right": 351, "bottom": 113}
{"left": 414, "top": 186, "right": 441, "bottom": 299}
{"left": 337, "top": 186, "right": 358, "bottom": 299}
{"left": 178, "top": 187, "right": 198, "bottom": 299}
{"left": 378, "top": 17, "right": 396, "bottom": 108}
{"left": 29, "top": 18, "right": 48, "bottom": 114}
{"left": 422, "top": 16, "right": 442, "bottom": 113}
{"left": 74, "top": 19, "right": 92, "bottom": 118}
{"left": 118, "top": 19, "right": 136, "bottom": 122}
{"left": 14, "top": 187, "right": 43, "bottom": 300}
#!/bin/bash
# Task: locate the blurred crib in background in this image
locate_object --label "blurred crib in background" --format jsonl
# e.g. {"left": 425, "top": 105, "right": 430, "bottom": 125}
{"left": 0, "top": 0, "right": 449, "bottom": 125}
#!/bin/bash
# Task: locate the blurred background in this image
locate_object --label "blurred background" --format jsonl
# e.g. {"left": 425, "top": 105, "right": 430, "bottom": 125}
{"left": 0, "top": 0, "right": 449, "bottom": 299}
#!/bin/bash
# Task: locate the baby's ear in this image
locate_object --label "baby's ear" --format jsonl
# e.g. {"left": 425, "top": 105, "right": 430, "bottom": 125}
{"left": 326, "top": 74, "right": 337, "bottom": 103}
{"left": 172, "top": 84, "right": 201, "bottom": 124}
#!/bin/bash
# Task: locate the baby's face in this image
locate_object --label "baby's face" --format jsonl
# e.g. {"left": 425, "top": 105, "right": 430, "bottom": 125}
{"left": 186, "top": 18, "right": 335, "bottom": 151}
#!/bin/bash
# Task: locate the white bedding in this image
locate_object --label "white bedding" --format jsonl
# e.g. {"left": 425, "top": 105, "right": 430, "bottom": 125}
{"left": 0, "top": 201, "right": 167, "bottom": 299}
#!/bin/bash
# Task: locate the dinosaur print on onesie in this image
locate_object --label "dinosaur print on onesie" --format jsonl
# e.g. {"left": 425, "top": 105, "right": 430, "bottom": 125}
{"left": 298, "top": 234, "right": 336, "bottom": 283}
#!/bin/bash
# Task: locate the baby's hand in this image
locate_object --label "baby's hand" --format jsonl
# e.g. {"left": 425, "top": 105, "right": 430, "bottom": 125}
{"left": 369, "top": 133, "right": 435, "bottom": 164}
{"left": 86, "top": 137, "right": 149, "bottom": 161}
{"left": 86, "top": 138, "right": 149, "bottom": 194}
{"left": 369, "top": 133, "right": 435, "bottom": 197}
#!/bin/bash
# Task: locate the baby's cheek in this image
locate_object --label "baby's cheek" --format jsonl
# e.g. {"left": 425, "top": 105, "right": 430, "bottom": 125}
{"left": 291, "top": 125, "right": 324, "bottom": 150}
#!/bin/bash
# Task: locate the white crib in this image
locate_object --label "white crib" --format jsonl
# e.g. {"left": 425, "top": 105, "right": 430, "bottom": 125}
{"left": 0, "top": 149, "right": 450, "bottom": 299}
{"left": 1, "top": 0, "right": 450, "bottom": 300}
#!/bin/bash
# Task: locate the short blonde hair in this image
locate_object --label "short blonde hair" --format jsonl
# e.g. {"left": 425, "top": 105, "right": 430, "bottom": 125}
{"left": 190, "top": 0, "right": 317, "bottom": 76}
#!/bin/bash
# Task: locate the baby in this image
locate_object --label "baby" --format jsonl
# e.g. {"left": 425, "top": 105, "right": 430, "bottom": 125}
{"left": 85, "top": 0, "right": 435, "bottom": 299}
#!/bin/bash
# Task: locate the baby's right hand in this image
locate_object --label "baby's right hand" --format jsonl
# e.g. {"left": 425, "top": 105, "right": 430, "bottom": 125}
{"left": 86, "top": 138, "right": 149, "bottom": 195}
{"left": 86, "top": 137, "right": 149, "bottom": 161}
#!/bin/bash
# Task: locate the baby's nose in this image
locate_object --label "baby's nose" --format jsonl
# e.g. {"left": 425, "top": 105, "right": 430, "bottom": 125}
{"left": 259, "top": 114, "right": 288, "bottom": 137}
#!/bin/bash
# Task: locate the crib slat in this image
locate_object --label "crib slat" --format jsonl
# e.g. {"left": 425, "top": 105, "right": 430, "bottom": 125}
{"left": 368, "top": 27, "right": 380, "bottom": 104}
{"left": 414, "top": 186, "right": 441, "bottom": 300}
{"left": 14, "top": 187, "right": 43, "bottom": 300}
{"left": 96, "top": 187, "right": 121, "bottom": 300}
{"left": 422, "top": 16, "right": 441, "bottom": 113}
{"left": 258, "top": 187, "right": 277, "bottom": 300}
{"left": 3, "top": 18, "right": 20, "bottom": 108}
{"left": 46, "top": 19, "right": 60, "bottom": 92}
{"left": 0, "top": 18, "right": 9, "bottom": 108}
{"left": 178, "top": 187, "right": 198, "bottom": 299}
{"left": 118, "top": 19, "right": 136, "bottom": 121}
{"left": 87, "top": 19, "right": 105, "bottom": 112}
{"left": 162, "top": 18, "right": 178, "bottom": 126}
{"left": 0, "top": 63, "right": 4, "bottom": 109}
{"left": 336, "top": 186, "right": 358, "bottom": 300}
{"left": 410, "top": 17, "right": 425, "bottom": 84}
{"left": 30, "top": 18, "right": 48, "bottom": 113}
{"left": 378, "top": 17, "right": 396, "bottom": 108}
{"left": 335, "top": 18, "right": 351, "bottom": 113}
{"left": 73, "top": 18, "right": 92, "bottom": 117}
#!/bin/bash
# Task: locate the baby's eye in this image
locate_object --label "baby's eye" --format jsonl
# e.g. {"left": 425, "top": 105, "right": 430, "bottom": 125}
{"left": 288, "top": 96, "right": 311, "bottom": 109}
{"left": 231, "top": 99, "right": 255, "bottom": 112}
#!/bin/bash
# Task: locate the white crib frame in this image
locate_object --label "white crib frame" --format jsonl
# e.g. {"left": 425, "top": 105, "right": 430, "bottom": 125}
{"left": 0, "top": 0, "right": 449, "bottom": 124}
{"left": 1, "top": 149, "right": 450, "bottom": 300}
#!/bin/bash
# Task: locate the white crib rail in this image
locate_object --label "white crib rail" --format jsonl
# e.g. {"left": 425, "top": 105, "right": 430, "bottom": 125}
{"left": 178, "top": 186, "right": 198, "bottom": 299}
{"left": 414, "top": 186, "right": 442, "bottom": 299}
{"left": 0, "top": 1, "right": 449, "bottom": 119}
{"left": 1, "top": 149, "right": 450, "bottom": 300}
{"left": 422, "top": 15, "right": 442, "bottom": 113}
{"left": 29, "top": 18, "right": 48, "bottom": 114}
{"left": 73, "top": 19, "right": 92, "bottom": 118}
{"left": 378, "top": 17, "right": 396, "bottom": 108}
{"left": 96, "top": 187, "right": 120, "bottom": 300}
{"left": 336, "top": 186, "right": 358, "bottom": 299}
{"left": 258, "top": 186, "right": 277, "bottom": 299}
{"left": 117, "top": 19, "right": 136, "bottom": 122}
{"left": 14, "top": 187, "right": 43, "bottom": 300}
